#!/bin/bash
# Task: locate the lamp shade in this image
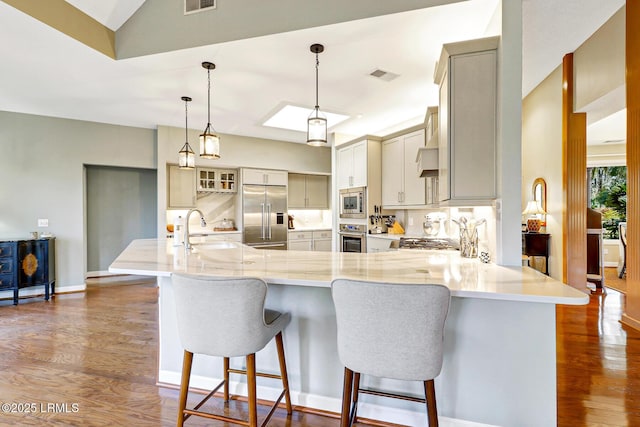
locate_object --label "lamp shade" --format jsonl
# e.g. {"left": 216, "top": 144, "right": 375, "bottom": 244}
{"left": 199, "top": 131, "right": 220, "bottom": 159}
{"left": 522, "top": 200, "right": 546, "bottom": 215}
{"left": 307, "top": 109, "right": 327, "bottom": 146}
{"left": 178, "top": 142, "right": 195, "bottom": 168}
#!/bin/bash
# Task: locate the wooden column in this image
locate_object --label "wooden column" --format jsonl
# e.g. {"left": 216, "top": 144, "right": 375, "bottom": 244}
{"left": 562, "top": 53, "right": 588, "bottom": 290}
{"left": 622, "top": 1, "right": 640, "bottom": 330}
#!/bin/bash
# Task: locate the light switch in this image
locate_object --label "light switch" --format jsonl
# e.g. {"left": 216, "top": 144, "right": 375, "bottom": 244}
{"left": 38, "top": 218, "right": 49, "bottom": 227}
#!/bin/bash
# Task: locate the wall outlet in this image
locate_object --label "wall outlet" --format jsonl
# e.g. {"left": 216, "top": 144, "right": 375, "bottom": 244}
{"left": 408, "top": 217, "right": 414, "bottom": 226}
{"left": 38, "top": 218, "right": 49, "bottom": 227}
{"left": 603, "top": 248, "right": 609, "bottom": 255}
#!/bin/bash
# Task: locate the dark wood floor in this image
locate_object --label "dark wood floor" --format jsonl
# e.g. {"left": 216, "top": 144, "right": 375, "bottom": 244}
{"left": 1, "top": 276, "right": 639, "bottom": 426}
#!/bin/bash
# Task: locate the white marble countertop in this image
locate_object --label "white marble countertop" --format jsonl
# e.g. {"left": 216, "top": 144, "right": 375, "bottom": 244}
{"left": 109, "top": 239, "right": 588, "bottom": 305}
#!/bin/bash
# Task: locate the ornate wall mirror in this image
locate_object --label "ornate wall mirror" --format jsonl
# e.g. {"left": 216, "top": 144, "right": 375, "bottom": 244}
{"left": 532, "top": 177, "right": 547, "bottom": 214}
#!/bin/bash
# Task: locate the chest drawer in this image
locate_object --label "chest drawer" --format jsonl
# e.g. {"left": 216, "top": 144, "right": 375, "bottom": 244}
{"left": 0, "top": 243, "right": 14, "bottom": 258}
{"left": 0, "top": 274, "right": 16, "bottom": 290}
{"left": 0, "top": 259, "right": 14, "bottom": 274}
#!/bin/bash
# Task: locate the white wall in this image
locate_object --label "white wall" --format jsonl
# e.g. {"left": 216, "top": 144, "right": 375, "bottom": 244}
{"left": 0, "top": 110, "right": 156, "bottom": 290}
{"left": 522, "top": 66, "right": 563, "bottom": 280}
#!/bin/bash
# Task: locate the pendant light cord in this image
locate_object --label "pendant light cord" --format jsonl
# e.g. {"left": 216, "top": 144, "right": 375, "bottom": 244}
{"left": 315, "top": 53, "right": 320, "bottom": 110}
{"left": 184, "top": 98, "right": 189, "bottom": 142}
{"left": 207, "top": 67, "right": 212, "bottom": 129}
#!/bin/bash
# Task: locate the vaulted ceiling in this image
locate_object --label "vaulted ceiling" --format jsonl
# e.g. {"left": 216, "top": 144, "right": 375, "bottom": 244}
{"left": 0, "top": 0, "right": 626, "bottom": 144}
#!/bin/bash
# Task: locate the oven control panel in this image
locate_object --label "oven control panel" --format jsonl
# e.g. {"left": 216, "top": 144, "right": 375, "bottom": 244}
{"left": 339, "top": 224, "right": 365, "bottom": 233}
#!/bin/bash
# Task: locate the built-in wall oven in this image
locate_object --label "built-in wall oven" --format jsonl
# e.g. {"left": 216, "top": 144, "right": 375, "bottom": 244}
{"left": 338, "top": 223, "right": 366, "bottom": 253}
{"left": 339, "top": 187, "right": 366, "bottom": 219}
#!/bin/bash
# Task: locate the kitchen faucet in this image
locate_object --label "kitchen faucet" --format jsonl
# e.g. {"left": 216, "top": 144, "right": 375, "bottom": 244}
{"left": 184, "top": 208, "right": 207, "bottom": 249}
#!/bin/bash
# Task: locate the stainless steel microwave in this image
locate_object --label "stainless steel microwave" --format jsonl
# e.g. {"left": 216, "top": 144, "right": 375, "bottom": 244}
{"left": 339, "top": 187, "right": 366, "bottom": 218}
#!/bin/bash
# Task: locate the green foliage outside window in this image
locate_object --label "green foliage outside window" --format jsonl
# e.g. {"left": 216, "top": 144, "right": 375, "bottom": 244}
{"left": 588, "top": 166, "right": 627, "bottom": 239}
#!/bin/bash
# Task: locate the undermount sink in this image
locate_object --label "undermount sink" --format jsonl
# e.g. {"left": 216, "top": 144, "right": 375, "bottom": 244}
{"left": 190, "top": 241, "right": 240, "bottom": 251}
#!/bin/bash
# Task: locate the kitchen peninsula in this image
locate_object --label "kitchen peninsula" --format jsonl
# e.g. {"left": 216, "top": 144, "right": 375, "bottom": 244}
{"left": 110, "top": 239, "right": 588, "bottom": 427}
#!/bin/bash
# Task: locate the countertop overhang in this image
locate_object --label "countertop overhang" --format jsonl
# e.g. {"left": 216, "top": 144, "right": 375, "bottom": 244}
{"left": 109, "top": 238, "right": 589, "bottom": 305}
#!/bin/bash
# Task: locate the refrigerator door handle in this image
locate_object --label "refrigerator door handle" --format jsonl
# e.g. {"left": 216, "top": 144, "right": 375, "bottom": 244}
{"left": 261, "top": 203, "right": 266, "bottom": 239}
{"left": 267, "top": 203, "right": 272, "bottom": 239}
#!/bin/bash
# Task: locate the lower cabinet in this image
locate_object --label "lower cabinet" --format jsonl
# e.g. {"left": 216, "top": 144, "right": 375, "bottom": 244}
{"left": 312, "top": 230, "right": 332, "bottom": 252}
{"left": 0, "top": 238, "right": 55, "bottom": 305}
{"left": 288, "top": 230, "right": 332, "bottom": 251}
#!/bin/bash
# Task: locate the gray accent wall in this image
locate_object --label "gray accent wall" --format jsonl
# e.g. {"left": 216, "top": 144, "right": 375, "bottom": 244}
{"left": 86, "top": 165, "right": 157, "bottom": 272}
{"left": 0, "top": 110, "right": 156, "bottom": 290}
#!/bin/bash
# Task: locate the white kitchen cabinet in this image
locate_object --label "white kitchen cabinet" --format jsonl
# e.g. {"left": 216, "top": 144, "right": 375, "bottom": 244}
{"left": 382, "top": 129, "right": 426, "bottom": 207}
{"left": 337, "top": 140, "right": 367, "bottom": 189}
{"left": 288, "top": 230, "right": 332, "bottom": 251}
{"left": 312, "top": 230, "right": 332, "bottom": 252}
{"left": 367, "top": 236, "right": 395, "bottom": 253}
{"left": 167, "top": 164, "right": 196, "bottom": 209}
{"left": 435, "top": 36, "right": 498, "bottom": 204}
{"left": 197, "top": 168, "right": 237, "bottom": 193}
{"left": 288, "top": 174, "right": 329, "bottom": 209}
{"left": 288, "top": 230, "right": 312, "bottom": 251}
{"left": 242, "top": 168, "right": 288, "bottom": 186}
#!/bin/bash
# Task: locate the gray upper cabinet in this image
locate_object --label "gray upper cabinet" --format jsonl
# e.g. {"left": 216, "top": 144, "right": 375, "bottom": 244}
{"left": 435, "top": 36, "right": 498, "bottom": 204}
{"left": 167, "top": 164, "right": 196, "bottom": 209}
{"left": 288, "top": 173, "right": 329, "bottom": 209}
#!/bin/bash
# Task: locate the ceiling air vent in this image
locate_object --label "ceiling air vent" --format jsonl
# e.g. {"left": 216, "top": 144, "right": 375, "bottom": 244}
{"left": 369, "top": 69, "right": 399, "bottom": 82}
{"left": 185, "top": 0, "right": 216, "bottom": 14}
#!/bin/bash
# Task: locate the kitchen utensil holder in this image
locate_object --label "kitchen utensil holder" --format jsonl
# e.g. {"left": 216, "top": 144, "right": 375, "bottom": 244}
{"left": 460, "top": 228, "right": 479, "bottom": 258}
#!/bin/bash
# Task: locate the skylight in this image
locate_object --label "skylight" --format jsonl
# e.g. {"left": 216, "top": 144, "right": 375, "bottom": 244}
{"left": 263, "top": 105, "right": 349, "bottom": 132}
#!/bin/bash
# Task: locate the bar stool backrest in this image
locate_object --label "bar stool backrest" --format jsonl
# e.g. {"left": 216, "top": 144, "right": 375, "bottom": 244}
{"left": 331, "top": 279, "right": 451, "bottom": 381}
{"left": 172, "top": 274, "right": 287, "bottom": 357}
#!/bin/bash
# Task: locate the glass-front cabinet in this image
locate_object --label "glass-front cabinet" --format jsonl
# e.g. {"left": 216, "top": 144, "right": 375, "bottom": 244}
{"left": 197, "top": 168, "right": 237, "bottom": 193}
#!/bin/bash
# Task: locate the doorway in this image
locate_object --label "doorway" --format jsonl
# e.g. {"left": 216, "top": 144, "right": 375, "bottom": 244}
{"left": 85, "top": 165, "right": 157, "bottom": 275}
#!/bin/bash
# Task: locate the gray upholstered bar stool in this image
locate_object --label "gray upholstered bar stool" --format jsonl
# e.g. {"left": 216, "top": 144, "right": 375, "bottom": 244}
{"left": 172, "top": 273, "right": 292, "bottom": 427}
{"left": 331, "top": 279, "right": 451, "bottom": 427}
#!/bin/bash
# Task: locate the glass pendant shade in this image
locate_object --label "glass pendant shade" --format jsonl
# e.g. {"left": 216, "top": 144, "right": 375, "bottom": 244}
{"left": 199, "top": 128, "right": 220, "bottom": 159}
{"left": 307, "top": 108, "right": 327, "bottom": 146}
{"left": 179, "top": 142, "right": 195, "bottom": 168}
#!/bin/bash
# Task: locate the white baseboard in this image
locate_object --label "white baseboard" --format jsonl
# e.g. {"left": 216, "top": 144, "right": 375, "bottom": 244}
{"left": 158, "top": 370, "right": 497, "bottom": 427}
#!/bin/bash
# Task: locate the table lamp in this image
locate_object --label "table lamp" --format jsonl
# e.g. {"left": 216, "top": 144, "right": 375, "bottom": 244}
{"left": 522, "top": 200, "right": 546, "bottom": 232}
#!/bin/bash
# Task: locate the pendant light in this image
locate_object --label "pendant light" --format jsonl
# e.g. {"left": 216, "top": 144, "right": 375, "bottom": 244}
{"left": 307, "top": 43, "right": 327, "bottom": 146}
{"left": 178, "top": 96, "right": 195, "bottom": 169}
{"left": 200, "top": 61, "right": 220, "bottom": 159}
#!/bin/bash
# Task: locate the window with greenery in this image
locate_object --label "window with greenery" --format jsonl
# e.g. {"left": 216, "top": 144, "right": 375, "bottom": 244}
{"left": 588, "top": 166, "right": 627, "bottom": 239}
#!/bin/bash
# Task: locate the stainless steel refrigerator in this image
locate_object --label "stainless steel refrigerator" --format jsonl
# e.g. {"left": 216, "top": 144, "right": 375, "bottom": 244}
{"left": 242, "top": 184, "right": 288, "bottom": 249}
